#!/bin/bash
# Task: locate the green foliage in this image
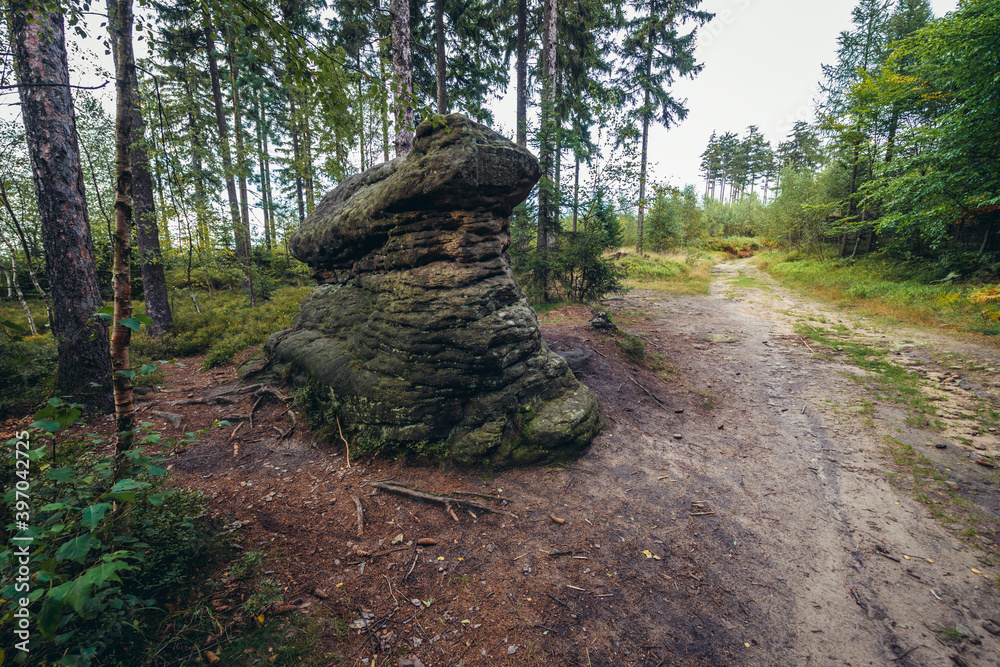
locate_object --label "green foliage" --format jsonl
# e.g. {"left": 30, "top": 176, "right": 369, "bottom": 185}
{"left": 0, "top": 319, "right": 57, "bottom": 418}
{"left": 645, "top": 185, "right": 701, "bottom": 249}
{"left": 618, "top": 254, "right": 688, "bottom": 281}
{"left": 0, "top": 412, "right": 216, "bottom": 666}
{"left": 548, "top": 230, "right": 628, "bottom": 301}
{"left": 616, "top": 334, "right": 646, "bottom": 362}
{"left": 701, "top": 236, "right": 764, "bottom": 258}
{"left": 131, "top": 285, "right": 309, "bottom": 369}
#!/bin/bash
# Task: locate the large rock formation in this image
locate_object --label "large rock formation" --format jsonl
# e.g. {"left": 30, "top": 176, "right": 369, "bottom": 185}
{"left": 265, "top": 114, "right": 601, "bottom": 466}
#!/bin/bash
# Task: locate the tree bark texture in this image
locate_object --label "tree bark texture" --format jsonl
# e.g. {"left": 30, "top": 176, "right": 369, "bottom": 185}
{"left": 390, "top": 0, "right": 414, "bottom": 155}
{"left": 9, "top": 3, "right": 113, "bottom": 412}
{"left": 516, "top": 0, "right": 527, "bottom": 147}
{"left": 435, "top": 0, "right": 448, "bottom": 114}
{"left": 108, "top": 0, "right": 172, "bottom": 336}
{"left": 111, "top": 0, "right": 136, "bottom": 453}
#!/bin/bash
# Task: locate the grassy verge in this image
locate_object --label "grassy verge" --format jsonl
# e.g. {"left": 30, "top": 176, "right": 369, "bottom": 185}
{"left": 756, "top": 250, "right": 1000, "bottom": 337}
{"left": 617, "top": 249, "right": 727, "bottom": 294}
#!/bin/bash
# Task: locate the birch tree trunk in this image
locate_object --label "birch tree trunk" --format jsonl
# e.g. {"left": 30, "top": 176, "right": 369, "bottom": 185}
{"left": 435, "top": 0, "right": 448, "bottom": 114}
{"left": 111, "top": 0, "right": 136, "bottom": 456}
{"left": 9, "top": 1, "right": 113, "bottom": 412}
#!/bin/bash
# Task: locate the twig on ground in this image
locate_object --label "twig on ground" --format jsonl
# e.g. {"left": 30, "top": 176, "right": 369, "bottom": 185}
{"left": 368, "top": 481, "right": 518, "bottom": 518}
{"left": 628, "top": 375, "right": 667, "bottom": 407}
{"left": 890, "top": 645, "right": 925, "bottom": 661}
{"left": 337, "top": 417, "right": 351, "bottom": 468}
{"left": 351, "top": 495, "right": 364, "bottom": 537}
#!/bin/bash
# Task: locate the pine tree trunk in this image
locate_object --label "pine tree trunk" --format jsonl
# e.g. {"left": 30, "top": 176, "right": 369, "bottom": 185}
{"left": 357, "top": 53, "right": 367, "bottom": 170}
{"left": 255, "top": 91, "right": 272, "bottom": 250}
{"left": 111, "top": 0, "right": 136, "bottom": 455}
{"left": 435, "top": 0, "right": 448, "bottom": 114}
{"left": 10, "top": 3, "right": 113, "bottom": 412}
{"left": 637, "top": 113, "right": 649, "bottom": 255}
{"left": 107, "top": 0, "right": 171, "bottom": 337}
{"left": 537, "top": 0, "right": 557, "bottom": 298}
{"left": 516, "top": 0, "right": 527, "bottom": 147}
{"left": 390, "top": 0, "right": 414, "bottom": 155}
{"left": 183, "top": 72, "right": 210, "bottom": 248}
{"left": 202, "top": 14, "right": 242, "bottom": 247}
{"left": 228, "top": 47, "right": 255, "bottom": 306}
{"left": 289, "top": 93, "right": 306, "bottom": 223}
{"left": 572, "top": 157, "right": 580, "bottom": 233}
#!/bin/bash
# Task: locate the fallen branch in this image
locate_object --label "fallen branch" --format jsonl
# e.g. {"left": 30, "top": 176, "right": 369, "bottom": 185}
{"left": 449, "top": 490, "right": 510, "bottom": 504}
{"left": 337, "top": 417, "right": 351, "bottom": 468}
{"left": 628, "top": 375, "right": 667, "bottom": 408}
{"left": 369, "top": 482, "right": 518, "bottom": 518}
{"left": 890, "top": 645, "right": 925, "bottom": 662}
{"left": 351, "top": 494, "right": 364, "bottom": 537}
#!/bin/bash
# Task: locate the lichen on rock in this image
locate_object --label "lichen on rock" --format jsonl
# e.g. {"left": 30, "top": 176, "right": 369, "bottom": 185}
{"left": 265, "top": 113, "right": 601, "bottom": 466}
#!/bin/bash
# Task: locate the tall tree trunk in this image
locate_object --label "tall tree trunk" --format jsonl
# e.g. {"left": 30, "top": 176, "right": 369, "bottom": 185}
{"left": 390, "top": 0, "right": 414, "bottom": 156}
{"left": 379, "top": 36, "right": 391, "bottom": 162}
{"left": 202, "top": 14, "right": 243, "bottom": 249}
{"left": 182, "top": 71, "right": 210, "bottom": 248}
{"left": 227, "top": 43, "right": 255, "bottom": 305}
{"left": 303, "top": 111, "right": 315, "bottom": 213}
{"left": 536, "top": 0, "right": 556, "bottom": 298}
{"left": 110, "top": 0, "right": 136, "bottom": 456}
{"left": 255, "top": 90, "right": 272, "bottom": 250}
{"left": 9, "top": 2, "right": 113, "bottom": 412}
{"left": 289, "top": 92, "right": 306, "bottom": 223}
{"left": 435, "top": 0, "right": 448, "bottom": 114}
{"left": 357, "top": 53, "right": 367, "bottom": 170}
{"left": 108, "top": 0, "right": 171, "bottom": 336}
{"left": 637, "top": 113, "right": 649, "bottom": 255}
{"left": 572, "top": 156, "right": 580, "bottom": 233}
{"left": 516, "top": 0, "right": 527, "bottom": 147}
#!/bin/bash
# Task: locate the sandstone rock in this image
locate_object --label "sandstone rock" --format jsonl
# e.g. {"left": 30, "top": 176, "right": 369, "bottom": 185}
{"left": 265, "top": 114, "right": 601, "bottom": 466}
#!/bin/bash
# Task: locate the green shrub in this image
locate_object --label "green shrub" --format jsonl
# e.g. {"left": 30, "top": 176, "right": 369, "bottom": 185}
{"left": 618, "top": 254, "right": 688, "bottom": 281}
{"left": 0, "top": 410, "right": 218, "bottom": 666}
{"left": 616, "top": 334, "right": 647, "bottom": 362}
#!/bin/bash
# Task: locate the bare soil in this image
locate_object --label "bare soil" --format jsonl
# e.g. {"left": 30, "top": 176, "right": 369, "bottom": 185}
{"left": 134, "top": 258, "right": 1000, "bottom": 666}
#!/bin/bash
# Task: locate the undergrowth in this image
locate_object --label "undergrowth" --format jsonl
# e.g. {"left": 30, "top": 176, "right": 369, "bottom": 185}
{"left": 617, "top": 250, "right": 724, "bottom": 294}
{"left": 757, "top": 251, "right": 1000, "bottom": 336}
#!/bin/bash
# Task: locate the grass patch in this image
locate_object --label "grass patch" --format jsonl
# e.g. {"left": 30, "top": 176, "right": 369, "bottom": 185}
{"left": 617, "top": 249, "right": 725, "bottom": 295}
{"left": 133, "top": 285, "right": 309, "bottom": 369}
{"left": 757, "top": 250, "right": 1000, "bottom": 337}
{"left": 796, "top": 322, "right": 937, "bottom": 424}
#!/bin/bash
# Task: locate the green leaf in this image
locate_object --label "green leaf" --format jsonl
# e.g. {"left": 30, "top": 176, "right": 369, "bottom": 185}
{"left": 148, "top": 493, "right": 166, "bottom": 506}
{"left": 135, "top": 314, "right": 153, "bottom": 326}
{"left": 104, "top": 491, "right": 137, "bottom": 503}
{"left": 139, "top": 364, "right": 157, "bottom": 375}
{"left": 141, "top": 433, "right": 161, "bottom": 445}
{"left": 115, "top": 370, "right": 136, "bottom": 378}
{"left": 119, "top": 318, "right": 142, "bottom": 332}
{"left": 0, "top": 319, "right": 27, "bottom": 335}
{"left": 45, "top": 468, "right": 76, "bottom": 483}
{"left": 40, "top": 502, "right": 73, "bottom": 511}
{"left": 110, "top": 479, "right": 150, "bottom": 493}
{"left": 31, "top": 419, "right": 61, "bottom": 433}
{"left": 148, "top": 465, "right": 165, "bottom": 476}
{"left": 37, "top": 597, "right": 64, "bottom": 639}
{"left": 97, "top": 305, "right": 114, "bottom": 315}
{"left": 56, "top": 534, "right": 101, "bottom": 564}
{"left": 81, "top": 503, "right": 111, "bottom": 531}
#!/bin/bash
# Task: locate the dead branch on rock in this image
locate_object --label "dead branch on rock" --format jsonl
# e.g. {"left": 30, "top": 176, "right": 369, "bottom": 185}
{"left": 369, "top": 481, "right": 518, "bottom": 518}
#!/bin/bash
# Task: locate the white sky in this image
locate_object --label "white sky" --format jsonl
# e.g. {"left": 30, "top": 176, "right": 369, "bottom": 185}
{"left": 637, "top": 0, "right": 959, "bottom": 196}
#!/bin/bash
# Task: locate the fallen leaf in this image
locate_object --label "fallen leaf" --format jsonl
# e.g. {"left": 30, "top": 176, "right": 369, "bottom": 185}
{"left": 643, "top": 550, "right": 653, "bottom": 559}
{"left": 392, "top": 533, "right": 404, "bottom": 544}
{"left": 549, "top": 514, "right": 566, "bottom": 525}
{"left": 903, "top": 555, "right": 911, "bottom": 561}
{"left": 744, "top": 642, "right": 751, "bottom": 648}
{"left": 437, "top": 556, "right": 445, "bottom": 561}
{"left": 971, "top": 568, "right": 983, "bottom": 575}
{"left": 204, "top": 650, "right": 221, "bottom": 665}
{"left": 257, "top": 614, "right": 265, "bottom": 624}
{"left": 926, "top": 559, "right": 934, "bottom": 564}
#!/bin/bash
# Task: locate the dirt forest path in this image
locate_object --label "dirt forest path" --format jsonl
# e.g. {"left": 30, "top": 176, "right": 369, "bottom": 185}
{"left": 156, "top": 257, "right": 1000, "bottom": 666}
{"left": 574, "top": 257, "right": 1000, "bottom": 666}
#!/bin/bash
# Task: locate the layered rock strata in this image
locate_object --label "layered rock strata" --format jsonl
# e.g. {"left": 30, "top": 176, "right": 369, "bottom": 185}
{"left": 265, "top": 114, "right": 600, "bottom": 466}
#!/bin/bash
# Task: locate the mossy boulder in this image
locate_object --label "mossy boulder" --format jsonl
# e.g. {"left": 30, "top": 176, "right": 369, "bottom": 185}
{"left": 265, "top": 114, "right": 601, "bottom": 466}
